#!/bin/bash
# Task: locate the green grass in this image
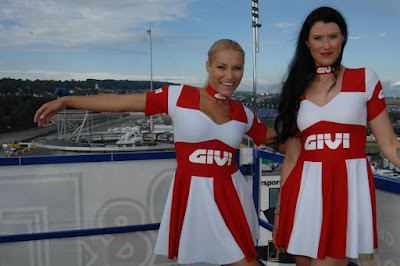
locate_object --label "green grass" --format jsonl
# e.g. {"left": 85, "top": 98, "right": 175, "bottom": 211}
{"left": 261, "top": 118, "right": 275, "bottom": 128}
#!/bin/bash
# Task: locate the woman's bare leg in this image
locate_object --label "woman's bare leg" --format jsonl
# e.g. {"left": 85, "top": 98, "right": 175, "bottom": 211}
{"left": 296, "top": 255, "right": 312, "bottom": 266}
{"left": 310, "top": 256, "right": 350, "bottom": 266}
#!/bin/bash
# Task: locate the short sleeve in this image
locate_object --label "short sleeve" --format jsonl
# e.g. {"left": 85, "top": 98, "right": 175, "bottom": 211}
{"left": 246, "top": 113, "right": 268, "bottom": 146}
{"left": 366, "top": 68, "right": 386, "bottom": 121}
{"left": 145, "top": 86, "right": 169, "bottom": 116}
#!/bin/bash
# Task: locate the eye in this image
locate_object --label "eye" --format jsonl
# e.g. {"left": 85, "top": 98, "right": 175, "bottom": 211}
{"left": 217, "top": 66, "right": 226, "bottom": 69}
{"left": 313, "top": 36, "right": 321, "bottom": 41}
{"left": 234, "top": 66, "right": 243, "bottom": 70}
{"left": 330, "top": 34, "right": 338, "bottom": 39}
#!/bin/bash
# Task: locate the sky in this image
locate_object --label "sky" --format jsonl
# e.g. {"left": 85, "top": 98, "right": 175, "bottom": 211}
{"left": 1, "top": 0, "right": 400, "bottom": 96}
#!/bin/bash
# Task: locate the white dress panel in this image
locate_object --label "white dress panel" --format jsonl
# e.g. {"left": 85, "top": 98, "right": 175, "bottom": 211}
{"left": 287, "top": 161, "right": 323, "bottom": 258}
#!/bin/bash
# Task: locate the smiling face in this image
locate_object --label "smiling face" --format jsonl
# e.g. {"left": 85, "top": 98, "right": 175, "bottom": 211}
{"left": 206, "top": 48, "right": 244, "bottom": 97}
{"left": 306, "top": 21, "right": 345, "bottom": 67}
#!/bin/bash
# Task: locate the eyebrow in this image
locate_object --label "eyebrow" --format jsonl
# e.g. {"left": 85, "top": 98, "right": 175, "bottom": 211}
{"left": 215, "top": 62, "right": 244, "bottom": 66}
{"left": 310, "top": 31, "right": 340, "bottom": 36}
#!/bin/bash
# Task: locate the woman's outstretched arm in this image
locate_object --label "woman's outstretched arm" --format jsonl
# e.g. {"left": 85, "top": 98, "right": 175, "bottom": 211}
{"left": 34, "top": 93, "right": 147, "bottom": 127}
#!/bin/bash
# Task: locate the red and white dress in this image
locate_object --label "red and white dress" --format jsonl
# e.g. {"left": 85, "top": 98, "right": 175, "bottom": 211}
{"left": 145, "top": 85, "right": 268, "bottom": 264}
{"left": 276, "top": 68, "right": 386, "bottom": 259}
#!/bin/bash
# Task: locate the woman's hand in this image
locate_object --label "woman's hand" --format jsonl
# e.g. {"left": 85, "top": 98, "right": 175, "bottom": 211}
{"left": 272, "top": 213, "right": 287, "bottom": 253}
{"left": 271, "top": 137, "right": 300, "bottom": 254}
{"left": 34, "top": 98, "right": 66, "bottom": 127}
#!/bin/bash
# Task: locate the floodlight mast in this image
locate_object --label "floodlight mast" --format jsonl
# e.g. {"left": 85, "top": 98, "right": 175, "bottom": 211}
{"left": 147, "top": 22, "right": 154, "bottom": 137}
{"left": 252, "top": 0, "right": 262, "bottom": 114}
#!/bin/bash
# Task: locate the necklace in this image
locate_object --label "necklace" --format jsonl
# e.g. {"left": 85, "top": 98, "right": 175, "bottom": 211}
{"left": 315, "top": 65, "right": 340, "bottom": 75}
{"left": 206, "top": 84, "right": 227, "bottom": 101}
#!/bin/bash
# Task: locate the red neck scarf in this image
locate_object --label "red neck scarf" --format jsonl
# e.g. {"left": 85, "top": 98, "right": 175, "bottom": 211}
{"left": 206, "top": 84, "right": 227, "bottom": 101}
{"left": 315, "top": 65, "right": 340, "bottom": 75}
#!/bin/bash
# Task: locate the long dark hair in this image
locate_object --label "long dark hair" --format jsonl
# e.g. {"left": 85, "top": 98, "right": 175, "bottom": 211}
{"left": 274, "top": 6, "right": 348, "bottom": 147}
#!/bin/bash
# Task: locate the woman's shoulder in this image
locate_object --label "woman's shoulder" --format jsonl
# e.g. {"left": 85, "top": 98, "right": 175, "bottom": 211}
{"left": 167, "top": 84, "right": 200, "bottom": 92}
{"left": 228, "top": 99, "right": 248, "bottom": 113}
{"left": 344, "top": 67, "right": 378, "bottom": 76}
{"left": 343, "top": 67, "right": 380, "bottom": 85}
{"left": 160, "top": 84, "right": 199, "bottom": 95}
{"left": 342, "top": 67, "right": 380, "bottom": 93}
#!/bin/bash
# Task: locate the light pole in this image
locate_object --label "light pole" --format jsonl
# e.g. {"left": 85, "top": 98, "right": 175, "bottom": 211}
{"left": 252, "top": 0, "right": 262, "bottom": 114}
{"left": 147, "top": 22, "right": 154, "bottom": 139}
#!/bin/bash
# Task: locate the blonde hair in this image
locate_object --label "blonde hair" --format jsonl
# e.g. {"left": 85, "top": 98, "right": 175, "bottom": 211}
{"left": 204, "top": 39, "right": 245, "bottom": 88}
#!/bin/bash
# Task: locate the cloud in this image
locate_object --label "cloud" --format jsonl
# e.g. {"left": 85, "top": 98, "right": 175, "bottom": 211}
{"left": 272, "top": 22, "right": 297, "bottom": 29}
{"left": 390, "top": 81, "right": 400, "bottom": 87}
{"left": 235, "top": 77, "right": 281, "bottom": 94}
{"left": 0, "top": 0, "right": 198, "bottom": 51}
{"left": 348, "top": 35, "right": 368, "bottom": 40}
{"left": 378, "top": 32, "right": 388, "bottom": 37}
{"left": 381, "top": 80, "right": 400, "bottom": 97}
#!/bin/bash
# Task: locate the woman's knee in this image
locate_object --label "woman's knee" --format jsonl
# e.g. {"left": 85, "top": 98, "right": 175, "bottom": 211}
{"left": 310, "top": 256, "right": 351, "bottom": 266}
{"left": 295, "top": 255, "right": 312, "bottom": 266}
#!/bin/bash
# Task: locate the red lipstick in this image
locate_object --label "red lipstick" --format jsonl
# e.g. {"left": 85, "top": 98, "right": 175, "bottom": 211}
{"left": 320, "top": 52, "right": 333, "bottom": 57}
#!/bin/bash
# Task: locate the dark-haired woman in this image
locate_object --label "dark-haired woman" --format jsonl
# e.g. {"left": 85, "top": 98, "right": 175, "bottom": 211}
{"left": 272, "top": 6, "right": 400, "bottom": 266}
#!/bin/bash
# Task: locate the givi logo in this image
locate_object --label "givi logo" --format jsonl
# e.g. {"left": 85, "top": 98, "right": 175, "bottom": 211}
{"left": 378, "top": 90, "right": 384, "bottom": 99}
{"left": 316, "top": 66, "right": 332, "bottom": 74}
{"left": 305, "top": 133, "right": 350, "bottom": 150}
{"left": 189, "top": 149, "right": 233, "bottom": 166}
{"left": 155, "top": 88, "right": 163, "bottom": 94}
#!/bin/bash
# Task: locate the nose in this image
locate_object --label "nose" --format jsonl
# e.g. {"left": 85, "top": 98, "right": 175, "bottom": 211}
{"left": 225, "top": 68, "right": 233, "bottom": 79}
{"left": 322, "top": 37, "right": 331, "bottom": 49}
